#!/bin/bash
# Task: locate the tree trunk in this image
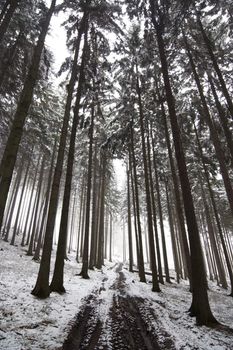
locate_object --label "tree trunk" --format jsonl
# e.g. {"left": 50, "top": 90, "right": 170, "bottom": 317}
{"left": 127, "top": 163, "right": 133, "bottom": 272}
{"left": 21, "top": 156, "right": 40, "bottom": 246}
{"left": 10, "top": 158, "right": 31, "bottom": 245}
{"left": 208, "top": 74, "right": 233, "bottom": 165}
{"left": 184, "top": 35, "right": 233, "bottom": 218}
{"left": 151, "top": 140, "right": 171, "bottom": 283}
{"left": 2, "top": 172, "right": 17, "bottom": 235}
{"left": 3, "top": 158, "right": 24, "bottom": 241}
{"left": 150, "top": 2, "right": 217, "bottom": 324}
{"left": 109, "top": 212, "right": 113, "bottom": 262}
{"left": 159, "top": 97, "right": 191, "bottom": 282}
{"left": 0, "top": 0, "right": 56, "bottom": 231}
{"left": 68, "top": 190, "right": 77, "bottom": 254}
{"left": 123, "top": 218, "right": 126, "bottom": 262}
{"left": 199, "top": 212, "right": 213, "bottom": 282}
{"left": 89, "top": 142, "right": 98, "bottom": 269}
{"left": 31, "top": 13, "right": 88, "bottom": 299}
{"left": 50, "top": 26, "right": 88, "bottom": 292}
{"left": 197, "top": 16, "right": 233, "bottom": 118}
{"left": 129, "top": 125, "right": 146, "bottom": 282}
{"left": 96, "top": 153, "right": 106, "bottom": 269}
{"left": 33, "top": 142, "right": 57, "bottom": 261}
{"left": 165, "top": 179, "right": 180, "bottom": 283}
{"left": 80, "top": 185, "right": 87, "bottom": 259}
{"left": 146, "top": 129, "right": 163, "bottom": 284}
{"left": 80, "top": 102, "right": 95, "bottom": 279}
{"left": 129, "top": 147, "right": 140, "bottom": 270}
{"left": 93, "top": 175, "right": 102, "bottom": 266}
{"left": 27, "top": 156, "right": 45, "bottom": 256}
{"left": 16, "top": 180, "right": 30, "bottom": 238}
{"left": 172, "top": 203, "right": 184, "bottom": 279}
{"left": 104, "top": 208, "right": 109, "bottom": 260}
{"left": 76, "top": 177, "right": 85, "bottom": 263}
{"left": 199, "top": 177, "right": 228, "bottom": 288}
{"left": 136, "top": 74, "right": 160, "bottom": 292}
{"left": 193, "top": 121, "right": 233, "bottom": 296}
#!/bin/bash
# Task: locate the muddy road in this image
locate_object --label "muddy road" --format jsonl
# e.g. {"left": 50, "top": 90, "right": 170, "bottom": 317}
{"left": 61, "top": 264, "right": 175, "bottom": 350}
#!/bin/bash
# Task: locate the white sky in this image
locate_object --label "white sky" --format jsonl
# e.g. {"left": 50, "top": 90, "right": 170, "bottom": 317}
{"left": 46, "top": 6, "right": 68, "bottom": 74}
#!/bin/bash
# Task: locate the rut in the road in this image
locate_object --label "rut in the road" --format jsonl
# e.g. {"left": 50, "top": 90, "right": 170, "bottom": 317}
{"left": 108, "top": 270, "right": 175, "bottom": 350}
{"left": 110, "top": 294, "right": 162, "bottom": 349}
{"left": 61, "top": 264, "right": 175, "bottom": 350}
{"left": 62, "top": 291, "right": 102, "bottom": 350}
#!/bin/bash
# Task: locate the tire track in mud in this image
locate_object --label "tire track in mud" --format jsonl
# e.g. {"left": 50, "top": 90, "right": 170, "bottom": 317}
{"left": 61, "top": 291, "right": 102, "bottom": 350}
{"left": 62, "top": 264, "right": 175, "bottom": 350}
{"left": 108, "top": 269, "right": 175, "bottom": 350}
{"left": 62, "top": 267, "right": 114, "bottom": 350}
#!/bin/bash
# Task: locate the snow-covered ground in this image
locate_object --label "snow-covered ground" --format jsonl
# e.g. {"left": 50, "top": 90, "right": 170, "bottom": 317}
{"left": 0, "top": 240, "right": 116, "bottom": 350}
{"left": 124, "top": 269, "right": 233, "bottom": 349}
{"left": 0, "top": 240, "right": 233, "bottom": 350}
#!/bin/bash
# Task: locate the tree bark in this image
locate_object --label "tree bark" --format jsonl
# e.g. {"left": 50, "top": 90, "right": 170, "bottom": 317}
{"left": 76, "top": 177, "right": 85, "bottom": 263}
{"left": 147, "top": 129, "right": 163, "bottom": 284}
{"left": 193, "top": 121, "right": 233, "bottom": 296}
{"left": 127, "top": 163, "right": 133, "bottom": 272}
{"left": 151, "top": 139, "right": 170, "bottom": 283}
{"left": 0, "top": 0, "right": 56, "bottom": 231}
{"left": 129, "top": 124, "right": 146, "bottom": 282}
{"left": 50, "top": 24, "right": 88, "bottom": 292}
{"left": 31, "top": 12, "right": 89, "bottom": 299}
{"left": 159, "top": 97, "right": 191, "bottom": 282}
{"left": 68, "top": 190, "right": 77, "bottom": 254}
{"left": 150, "top": 2, "right": 217, "bottom": 324}
{"left": 21, "top": 156, "right": 40, "bottom": 246}
{"left": 89, "top": 143, "right": 98, "bottom": 269}
{"left": 197, "top": 15, "right": 233, "bottom": 118}
{"left": 3, "top": 157, "right": 24, "bottom": 242}
{"left": 109, "top": 212, "right": 113, "bottom": 262}
{"left": 129, "top": 146, "right": 140, "bottom": 270}
{"left": 96, "top": 153, "right": 106, "bottom": 269}
{"left": 208, "top": 73, "right": 233, "bottom": 165}
{"left": 33, "top": 142, "right": 57, "bottom": 261}
{"left": 10, "top": 158, "right": 31, "bottom": 245}
{"left": 136, "top": 74, "right": 160, "bottom": 292}
{"left": 165, "top": 179, "right": 180, "bottom": 283}
{"left": 27, "top": 156, "right": 45, "bottom": 256}
{"left": 184, "top": 35, "right": 233, "bottom": 218}
{"left": 199, "top": 177, "right": 227, "bottom": 288}
{"left": 80, "top": 102, "right": 95, "bottom": 279}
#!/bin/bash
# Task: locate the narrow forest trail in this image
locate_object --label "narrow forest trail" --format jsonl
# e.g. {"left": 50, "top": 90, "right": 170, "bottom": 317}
{"left": 61, "top": 263, "right": 175, "bottom": 350}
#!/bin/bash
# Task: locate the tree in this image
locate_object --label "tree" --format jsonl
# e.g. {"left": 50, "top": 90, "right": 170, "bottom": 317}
{"left": 49, "top": 16, "right": 88, "bottom": 293}
{"left": 148, "top": 0, "right": 218, "bottom": 325}
{"left": 0, "top": 0, "right": 20, "bottom": 44}
{"left": 0, "top": 0, "right": 57, "bottom": 231}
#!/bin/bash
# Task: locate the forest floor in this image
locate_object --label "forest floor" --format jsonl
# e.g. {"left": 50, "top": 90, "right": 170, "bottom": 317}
{"left": 0, "top": 240, "right": 233, "bottom": 350}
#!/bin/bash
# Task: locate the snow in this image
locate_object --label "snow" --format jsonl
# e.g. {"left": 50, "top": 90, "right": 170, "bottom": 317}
{"left": 124, "top": 269, "right": 233, "bottom": 350}
{"left": 0, "top": 240, "right": 113, "bottom": 350}
{"left": 1, "top": 240, "right": 233, "bottom": 350}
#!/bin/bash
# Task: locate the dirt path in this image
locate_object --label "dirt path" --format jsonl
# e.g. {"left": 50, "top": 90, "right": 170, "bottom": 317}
{"left": 62, "top": 264, "right": 175, "bottom": 350}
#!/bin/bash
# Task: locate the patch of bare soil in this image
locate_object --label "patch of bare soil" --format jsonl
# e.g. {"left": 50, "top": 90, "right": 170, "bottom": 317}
{"left": 61, "top": 264, "right": 175, "bottom": 349}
